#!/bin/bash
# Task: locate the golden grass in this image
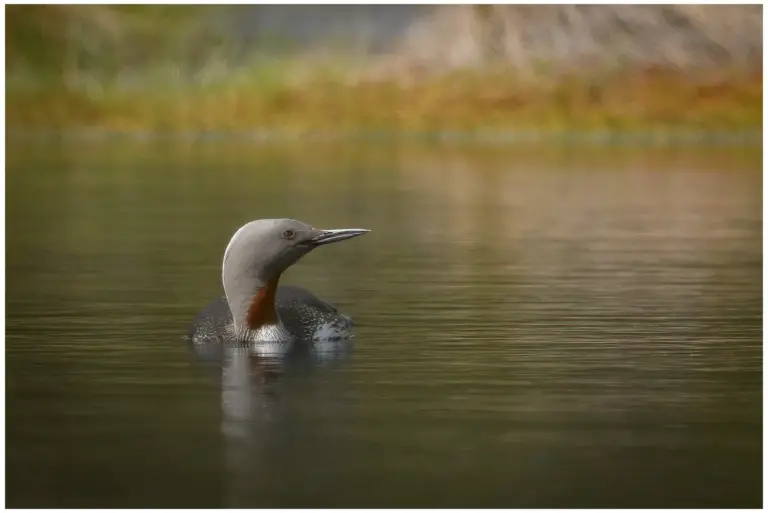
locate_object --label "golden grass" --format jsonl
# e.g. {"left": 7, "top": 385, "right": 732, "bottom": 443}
{"left": 6, "top": 66, "right": 762, "bottom": 132}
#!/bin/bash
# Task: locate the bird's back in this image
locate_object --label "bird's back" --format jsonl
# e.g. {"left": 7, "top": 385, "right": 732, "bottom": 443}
{"left": 275, "top": 285, "right": 354, "bottom": 341}
{"left": 189, "top": 285, "right": 354, "bottom": 345}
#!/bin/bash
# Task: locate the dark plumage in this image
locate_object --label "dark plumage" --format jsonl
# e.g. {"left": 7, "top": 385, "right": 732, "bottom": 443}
{"left": 190, "top": 286, "right": 353, "bottom": 344}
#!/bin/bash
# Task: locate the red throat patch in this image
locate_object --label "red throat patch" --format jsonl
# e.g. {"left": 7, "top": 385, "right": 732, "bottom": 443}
{"left": 245, "top": 275, "right": 280, "bottom": 329}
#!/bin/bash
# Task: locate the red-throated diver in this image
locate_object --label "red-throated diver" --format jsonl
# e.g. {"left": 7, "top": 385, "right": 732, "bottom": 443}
{"left": 189, "top": 219, "right": 369, "bottom": 355}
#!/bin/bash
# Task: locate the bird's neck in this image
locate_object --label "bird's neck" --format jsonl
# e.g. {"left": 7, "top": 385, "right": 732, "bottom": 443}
{"left": 227, "top": 273, "right": 291, "bottom": 342}
{"left": 245, "top": 275, "right": 281, "bottom": 329}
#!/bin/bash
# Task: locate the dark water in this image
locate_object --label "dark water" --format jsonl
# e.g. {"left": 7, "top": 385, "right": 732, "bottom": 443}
{"left": 6, "top": 139, "right": 762, "bottom": 508}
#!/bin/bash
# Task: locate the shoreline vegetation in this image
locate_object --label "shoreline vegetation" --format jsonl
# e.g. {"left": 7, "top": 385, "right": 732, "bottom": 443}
{"left": 6, "top": 5, "right": 762, "bottom": 133}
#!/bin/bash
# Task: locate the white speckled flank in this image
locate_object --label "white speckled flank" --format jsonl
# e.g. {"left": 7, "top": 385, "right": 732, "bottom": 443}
{"left": 311, "top": 321, "right": 353, "bottom": 342}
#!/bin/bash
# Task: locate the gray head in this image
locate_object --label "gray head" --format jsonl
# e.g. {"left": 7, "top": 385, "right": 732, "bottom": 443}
{"left": 222, "top": 218, "right": 369, "bottom": 332}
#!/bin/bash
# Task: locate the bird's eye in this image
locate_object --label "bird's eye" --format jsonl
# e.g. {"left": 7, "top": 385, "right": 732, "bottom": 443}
{"left": 281, "top": 229, "right": 296, "bottom": 240}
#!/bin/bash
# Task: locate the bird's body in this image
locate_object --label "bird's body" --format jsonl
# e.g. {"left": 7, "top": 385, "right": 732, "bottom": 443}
{"left": 188, "top": 219, "right": 368, "bottom": 356}
{"left": 191, "top": 286, "right": 354, "bottom": 344}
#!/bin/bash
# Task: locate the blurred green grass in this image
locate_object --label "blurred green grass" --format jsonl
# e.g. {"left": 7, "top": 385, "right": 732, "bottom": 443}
{"left": 6, "top": 6, "right": 762, "bottom": 133}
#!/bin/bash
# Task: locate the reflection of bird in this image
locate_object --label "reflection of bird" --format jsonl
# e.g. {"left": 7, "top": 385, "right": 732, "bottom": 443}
{"left": 189, "top": 218, "right": 369, "bottom": 356}
{"left": 216, "top": 344, "right": 353, "bottom": 508}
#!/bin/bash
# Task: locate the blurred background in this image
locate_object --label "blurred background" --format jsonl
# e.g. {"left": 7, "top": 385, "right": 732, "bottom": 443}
{"left": 6, "top": 4, "right": 763, "bottom": 131}
{"left": 5, "top": 4, "right": 763, "bottom": 509}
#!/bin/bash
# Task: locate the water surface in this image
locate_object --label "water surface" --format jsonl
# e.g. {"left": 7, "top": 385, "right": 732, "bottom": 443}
{"left": 6, "top": 140, "right": 762, "bottom": 507}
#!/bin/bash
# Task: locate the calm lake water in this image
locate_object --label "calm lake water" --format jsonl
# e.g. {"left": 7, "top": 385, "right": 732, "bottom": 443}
{"left": 6, "top": 139, "right": 762, "bottom": 508}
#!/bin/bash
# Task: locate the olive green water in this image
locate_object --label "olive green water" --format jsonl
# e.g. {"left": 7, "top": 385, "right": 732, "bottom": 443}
{"left": 6, "top": 139, "right": 762, "bottom": 508}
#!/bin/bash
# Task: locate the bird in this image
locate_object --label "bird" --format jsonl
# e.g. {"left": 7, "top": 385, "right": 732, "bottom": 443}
{"left": 189, "top": 218, "right": 369, "bottom": 356}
